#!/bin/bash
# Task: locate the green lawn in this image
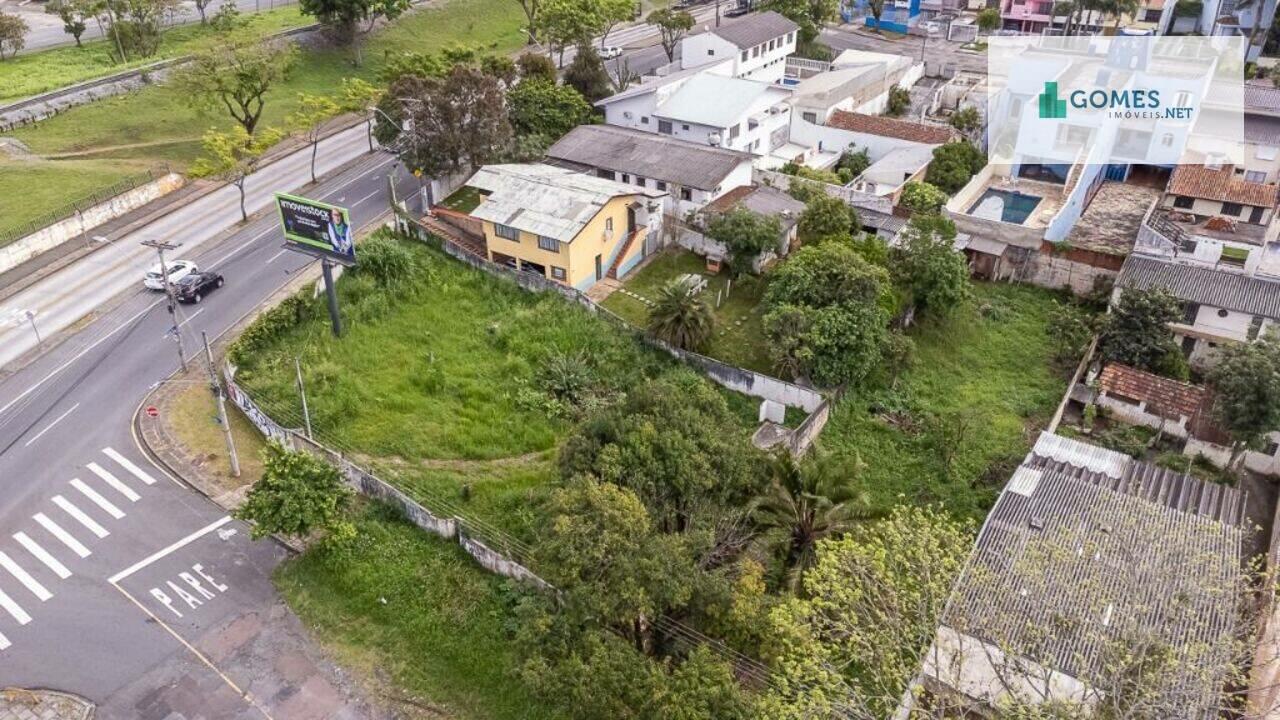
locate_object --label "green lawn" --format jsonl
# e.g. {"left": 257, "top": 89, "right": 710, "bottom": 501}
{"left": 602, "top": 249, "right": 773, "bottom": 373}
{"left": 0, "top": 158, "right": 161, "bottom": 241}
{"left": 5, "top": 0, "right": 529, "bottom": 229}
{"left": 276, "top": 506, "right": 557, "bottom": 720}
{"left": 0, "top": 6, "right": 310, "bottom": 104}
{"left": 820, "top": 283, "right": 1068, "bottom": 521}
{"left": 439, "top": 186, "right": 483, "bottom": 213}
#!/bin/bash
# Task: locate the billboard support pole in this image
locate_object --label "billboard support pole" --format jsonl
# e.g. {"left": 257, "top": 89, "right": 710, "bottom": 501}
{"left": 321, "top": 259, "right": 343, "bottom": 338}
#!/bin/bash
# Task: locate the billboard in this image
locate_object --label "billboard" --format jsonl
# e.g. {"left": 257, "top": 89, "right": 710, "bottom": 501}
{"left": 275, "top": 193, "right": 356, "bottom": 264}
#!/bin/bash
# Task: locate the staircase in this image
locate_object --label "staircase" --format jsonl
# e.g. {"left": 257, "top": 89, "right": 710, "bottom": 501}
{"left": 606, "top": 229, "right": 643, "bottom": 280}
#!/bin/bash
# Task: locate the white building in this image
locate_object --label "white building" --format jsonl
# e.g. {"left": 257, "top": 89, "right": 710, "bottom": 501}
{"left": 680, "top": 11, "right": 799, "bottom": 83}
{"left": 597, "top": 69, "right": 794, "bottom": 156}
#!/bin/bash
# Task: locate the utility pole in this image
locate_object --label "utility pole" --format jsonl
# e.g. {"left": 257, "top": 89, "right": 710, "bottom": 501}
{"left": 24, "top": 310, "right": 40, "bottom": 344}
{"left": 141, "top": 239, "right": 187, "bottom": 372}
{"left": 295, "top": 356, "right": 313, "bottom": 440}
{"left": 320, "top": 260, "right": 343, "bottom": 337}
{"left": 203, "top": 332, "right": 240, "bottom": 478}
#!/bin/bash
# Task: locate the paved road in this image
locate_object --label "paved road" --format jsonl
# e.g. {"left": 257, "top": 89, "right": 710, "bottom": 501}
{"left": 6, "top": 0, "right": 300, "bottom": 54}
{"left": 0, "top": 144, "right": 417, "bottom": 716}
{"left": 821, "top": 25, "right": 989, "bottom": 74}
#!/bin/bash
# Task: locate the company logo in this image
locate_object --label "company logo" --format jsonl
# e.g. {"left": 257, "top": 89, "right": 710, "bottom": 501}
{"left": 1038, "top": 81, "right": 1068, "bottom": 119}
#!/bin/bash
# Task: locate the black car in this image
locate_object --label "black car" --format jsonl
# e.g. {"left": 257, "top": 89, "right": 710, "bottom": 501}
{"left": 175, "top": 271, "right": 224, "bottom": 303}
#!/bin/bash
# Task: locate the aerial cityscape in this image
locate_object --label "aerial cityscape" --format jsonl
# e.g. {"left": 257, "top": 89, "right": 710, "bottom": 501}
{"left": 0, "top": 0, "right": 1278, "bottom": 716}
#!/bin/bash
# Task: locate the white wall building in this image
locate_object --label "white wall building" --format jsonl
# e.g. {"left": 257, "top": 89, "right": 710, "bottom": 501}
{"left": 680, "top": 11, "right": 799, "bottom": 83}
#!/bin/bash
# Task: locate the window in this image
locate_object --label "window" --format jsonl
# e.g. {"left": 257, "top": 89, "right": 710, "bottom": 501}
{"left": 641, "top": 116, "right": 650, "bottom": 125}
{"left": 707, "top": 48, "right": 715, "bottom": 55}
{"left": 1174, "top": 91, "right": 1192, "bottom": 109}
{"left": 1182, "top": 302, "right": 1200, "bottom": 323}
{"left": 1248, "top": 315, "right": 1265, "bottom": 340}
{"left": 605, "top": 217, "right": 614, "bottom": 233}
{"left": 1251, "top": 206, "right": 1266, "bottom": 223}
{"left": 803, "top": 111, "right": 817, "bottom": 123}
{"left": 494, "top": 223, "right": 519, "bottom": 240}
{"left": 1246, "top": 169, "right": 1267, "bottom": 183}
{"left": 681, "top": 187, "right": 692, "bottom": 201}
{"left": 537, "top": 235, "right": 558, "bottom": 252}
{"left": 658, "top": 119, "right": 673, "bottom": 134}
{"left": 1161, "top": 133, "right": 1174, "bottom": 147}
{"left": 551, "top": 266, "right": 566, "bottom": 280}
{"left": 741, "top": 50, "right": 748, "bottom": 61}
{"left": 635, "top": 176, "right": 646, "bottom": 187}
{"left": 1221, "top": 202, "right": 1243, "bottom": 216}
{"left": 655, "top": 180, "right": 667, "bottom": 191}
{"left": 596, "top": 169, "right": 616, "bottom": 180}
{"left": 681, "top": 124, "right": 690, "bottom": 131}
{"left": 752, "top": 46, "right": 760, "bottom": 57}
{"left": 787, "top": 31, "right": 794, "bottom": 42}
{"left": 621, "top": 173, "right": 630, "bottom": 183}
{"left": 728, "top": 123, "right": 740, "bottom": 140}
{"left": 1173, "top": 196, "right": 1195, "bottom": 209}
{"left": 768, "top": 39, "right": 776, "bottom": 50}
{"left": 1264, "top": 439, "right": 1280, "bottom": 457}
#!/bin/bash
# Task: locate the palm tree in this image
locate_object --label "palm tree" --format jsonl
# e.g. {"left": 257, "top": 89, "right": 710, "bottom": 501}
{"left": 751, "top": 451, "right": 875, "bottom": 595}
{"left": 646, "top": 280, "right": 715, "bottom": 351}
{"left": 1052, "top": 0, "right": 1075, "bottom": 32}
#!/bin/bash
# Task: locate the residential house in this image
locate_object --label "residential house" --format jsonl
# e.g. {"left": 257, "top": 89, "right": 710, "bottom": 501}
{"left": 1195, "top": 0, "right": 1277, "bottom": 60}
{"left": 681, "top": 184, "right": 806, "bottom": 269}
{"left": 1113, "top": 253, "right": 1280, "bottom": 366}
{"left": 464, "top": 164, "right": 667, "bottom": 291}
{"left": 679, "top": 11, "right": 798, "bottom": 83}
{"left": 916, "top": 431, "right": 1247, "bottom": 717}
{"left": 597, "top": 70, "right": 794, "bottom": 156}
{"left": 1088, "top": 362, "right": 1280, "bottom": 476}
{"left": 784, "top": 109, "right": 954, "bottom": 187}
{"left": 543, "top": 124, "right": 755, "bottom": 218}
{"left": 789, "top": 50, "right": 921, "bottom": 125}
{"left": 1243, "top": 84, "right": 1280, "bottom": 184}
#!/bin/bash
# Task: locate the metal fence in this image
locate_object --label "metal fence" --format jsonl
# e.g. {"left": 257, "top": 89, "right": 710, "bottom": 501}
{"left": 0, "top": 166, "right": 169, "bottom": 249}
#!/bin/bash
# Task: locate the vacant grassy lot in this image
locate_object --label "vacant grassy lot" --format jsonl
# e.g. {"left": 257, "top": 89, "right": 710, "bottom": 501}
{"left": 4, "top": 0, "right": 528, "bottom": 231}
{"left": 602, "top": 249, "right": 772, "bottom": 373}
{"left": 0, "top": 158, "right": 164, "bottom": 239}
{"left": 821, "top": 283, "right": 1067, "bottom": 521}
{"left": 276, "top": 505, "right": 557, "bottom": 720}
{"left": 0, "top": 6, "right": 309, "bottom": 104}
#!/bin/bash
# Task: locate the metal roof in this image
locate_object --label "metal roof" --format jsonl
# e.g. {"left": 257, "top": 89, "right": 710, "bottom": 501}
{"left": 594, "top": 60, "right": 733, "bottom": 106}
{"left": 653, "top": 74, "right": 792, "bottom": 129}
{"left": 1116, "top": 254, "right": 1280, "bottom": 320}
{"left": 706, "top": 11, "right": 798, "bottom": 50}
{"left": 937, "top": 432, "right": 1248, "bottom": 718}
{"left": 544, "top": 125, "right": 752, "bottom": 191}
{"left": 466, "top": 164, "right": 665, "bottom": 243}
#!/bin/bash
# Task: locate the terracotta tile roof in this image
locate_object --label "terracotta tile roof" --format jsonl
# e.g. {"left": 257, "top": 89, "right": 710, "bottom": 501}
{"left": 1099, "top": 363, "right": 1207, "bottom": 421}
{"left": 1166, "top": 164, "right": 1280, "bottom": 207}
{"left": 826, "top": 111, "right": 956, "bottom": 145}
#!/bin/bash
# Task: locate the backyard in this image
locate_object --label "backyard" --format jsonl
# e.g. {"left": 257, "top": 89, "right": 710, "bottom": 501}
{"left": 601, "top": 249, "right": 773, "bottom": 373}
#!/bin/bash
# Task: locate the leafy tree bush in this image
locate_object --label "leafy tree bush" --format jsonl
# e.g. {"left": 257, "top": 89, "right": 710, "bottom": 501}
{"left": 647, "top": 7, "right": 694, "bottom": 61}
{"left": 1046, "top": 302, "right": 1097, "bottom": 371}
{"left": 508, "top": 79, "right": 592, "bottom": 140}
{"left": 355, "top": 233, "right": 417, "bottom": 288}
{"left": 926, "top": 141, "right": 986, "bottom": 194}
{"left": 703, "top": 207, "right": 780, "bottom": 277}
{"left": 764, "top": 243, "right": 891, "bottom": 386}
{"left": 0, "top": 11, "right": 25, "bottom": 60}
{"left": 235, "top": 443, "right": 354, "bottom": 542}
{"left": 1208, "top": 333, "right": 1280, "bottom": 468}
{"left": 836, "top": 146, "right": 871, "bottom": 178}
{"left": 45, "top": 0, "right": 92, "bottom": 46}
{"left": 897, "top": 181, "right": 948, "bottom": 215}
{"left": 976, "top": 6, "right": 1001, "bottom": 31}
{"left": 949, "top": 105, "right": 982, "bottom": 138}
{"left": 1097, "top": 287, "right": 1188, "bottom": 378}
{"left": 780, "top": 163, "right": 843, "bottom": 186}
{"left": 564, "top": 43, "right": 613, "bottom": 103}
{"left": 177, "top": 37, "right": 298, "bottom": 136}
{"left": 558, "top": 372, "right": 764, "bottom": 532}
{"left": 647, "top": 280, "right": 716, "bottom": 351}
{"left": 517, "top": 51, "right": 559, "bottom": 84}
{"left": 299, "top": 0, "right": 408, "bottom": 50}
{"left": 890, "top": 214, "right": 970, "bottom": 316}
{"left": 797, "top": 194, "right": 858, "bottom": 243}
{"left": 886, "top": 85, "right": 911, "bottom": 116}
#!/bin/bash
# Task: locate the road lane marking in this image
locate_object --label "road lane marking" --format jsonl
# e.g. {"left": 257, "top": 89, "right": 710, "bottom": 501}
{"left": 13, "top": 533, "right": 70, "bottom": 579}
{"left": 87, "top": 463, "right": 140, "bottom": 502}
{"left": 23, "top": 402, "right": 80, "bottom": 448}
{"left": 174, "top": 307, "right": 204, "bottom": 333}
{"left": 352, "top": 188, "right": 381, "bottom": 207}
{"left": 71, "top": 478, "right": 125, "bottom": 519}
{"left": 0, "top": 587, "right": 30, "bottom": 625}
{"left": 0, "top": 551, "right": 51, "bottom": 601}
{"left": 109, "top": 516, "right": 232, "bottom": 583}
{"left": 51, "top": 496, "right": 109, "bottom": 539}
{"left": 102, "top": 448, "right": 157, "bottom": 486}
{"left": 0, "top": 630, "right": 9, "bottom": 650}
{"left": 265, "top": 249, "right": 288, "bottom": 264}
{"left": 32, "top": 513, "right": 90, "bottom": 558}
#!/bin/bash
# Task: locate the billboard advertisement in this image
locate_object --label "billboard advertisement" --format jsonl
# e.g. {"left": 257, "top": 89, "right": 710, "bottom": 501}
{"left": 275, "top": 193, "right": 356, "bottom": 264}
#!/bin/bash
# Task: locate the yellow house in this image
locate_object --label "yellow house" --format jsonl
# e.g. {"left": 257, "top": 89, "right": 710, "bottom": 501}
{"left": 466, "top": 164, "right": 668, "bottom": 291}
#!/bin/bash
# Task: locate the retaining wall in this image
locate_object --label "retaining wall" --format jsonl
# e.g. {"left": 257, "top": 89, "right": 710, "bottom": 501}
{"left": 0, "top": 173, "right": 185, "bottom": 275}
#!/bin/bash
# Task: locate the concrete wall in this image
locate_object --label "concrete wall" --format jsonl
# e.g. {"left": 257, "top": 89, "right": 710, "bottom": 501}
{"left": 1185, "top": 433, "right": 1280, "bottom": 476}
{"left": 0, "top": 172, "right": 185, "bottom": 275}
{"left": 1094, "top": 393, "right": 1192, "bottom": 439}
{"left": 1024, "top": 251, "right": 1118, "bottom": 295}
{"left": 754, "top": 168, "right": 893, "bottom": 214}
{"left": 788, "top": 396, "right": 832, "bottom": 456}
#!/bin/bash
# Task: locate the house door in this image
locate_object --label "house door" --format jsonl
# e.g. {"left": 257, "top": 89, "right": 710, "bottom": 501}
{"left": 626, "top": 207, "right": 637, "bottom": 234}
{"left": 595, "top": 254, "right": 603, "bottom": 281}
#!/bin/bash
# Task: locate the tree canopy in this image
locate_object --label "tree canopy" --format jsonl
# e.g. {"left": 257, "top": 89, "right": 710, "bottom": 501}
{"left": 797, "top": 194, "right": 858, "bottom": 243}
{"left": 507, "top": 79, "right": 592, "bottom": 141}
{"left": 648, "top": 7, "right": 695, "bottom": 61}
{"left": 175, "top": 37, "right": 298, "bottom": 136}
{"left": 235, "top": 443, "right": 354, "bottom": 542}
{"left": 1208, "top": 332, "right": 1280, "bottom": 466}
{"left": 704, "top": 207, "right": 781, "bottom": 277}
{"left": 1098, "top": 286, "right": 1188, "bottom": 379}
{"left": 891, "top": 213, "right": 971, "bottom": 316}
{"left": 926, "top": 141, "right": 986, "bottom": 194}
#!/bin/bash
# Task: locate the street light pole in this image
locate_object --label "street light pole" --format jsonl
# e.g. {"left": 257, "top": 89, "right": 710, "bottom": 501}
{"left": 203, "top": 332, "right": 240, "bottom": 478}
{"left": 141, "top": 239, "right": 187, "bottom": 372}
{"left": 25, "top": 310, "right": 40, "bottom": 344}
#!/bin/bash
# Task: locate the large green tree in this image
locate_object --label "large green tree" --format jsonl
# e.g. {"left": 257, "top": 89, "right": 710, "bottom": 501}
{"left": 926, "top": 141, "right": 986, "bottom": 194}
{"left": 891, "top": 213, "right": 970, "bottom": 316}
{"left": 507, "top": 79, "right": 592, "bottom": 140}
{"left": 647, "top": 7, "right": 694, "bottom": 62}
{"left": 0, "top": 11, "right": 24, "bottom": 60}
{"left": 1098, "top": 287, "right": 1187, "bottom": 378}
{"left": 175, "top": 37, "right": 298, "bottom": 135}
{"left": 564, "top": 43, "right": 613, "bottom": 103}
{"left": 299, "top": 0, "right": 408, "bottom": 52}
{"left": 703, "top": 207, "right": 781, "bottom": 277}
{"left": 648, "top": 281, "right": 716, "bottom": 352}
{"left": 45, "top": 0, "right": 93, "bottom": 46}
{"left": 235, "top": 443, "right": 354, "bottom": 542}
{"left": 796, "top": 194, "right": 858, "bottom": 243}
{"left": 1208, "top": 333, "right": 1280, "bottom": 469}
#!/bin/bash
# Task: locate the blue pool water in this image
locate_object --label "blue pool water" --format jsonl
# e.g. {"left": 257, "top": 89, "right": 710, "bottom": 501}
{"left": 968, "top": 189, "right": 1043, "bottom": 225}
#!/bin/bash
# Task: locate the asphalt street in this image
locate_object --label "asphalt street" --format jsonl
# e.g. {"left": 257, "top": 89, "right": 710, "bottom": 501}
{"left": 820, "top": 25, "right": 990, "bottom": 74}
{"left": 0, "top": 147, "right": 417, "bottom": 717}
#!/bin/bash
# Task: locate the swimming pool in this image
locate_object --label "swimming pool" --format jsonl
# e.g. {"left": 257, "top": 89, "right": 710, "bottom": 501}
{"left": 968, "top": 189, "right": 1043, "bottom": 225}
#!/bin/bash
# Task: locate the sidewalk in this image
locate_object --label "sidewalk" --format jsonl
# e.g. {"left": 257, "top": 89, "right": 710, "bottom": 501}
{"left": 0, "top": 690, "right": 92, "bottom": 720}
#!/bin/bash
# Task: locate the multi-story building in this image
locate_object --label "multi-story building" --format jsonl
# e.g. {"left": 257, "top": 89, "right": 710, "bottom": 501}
{"left": 679, "top": 11, "right": 798, "bottom": 83}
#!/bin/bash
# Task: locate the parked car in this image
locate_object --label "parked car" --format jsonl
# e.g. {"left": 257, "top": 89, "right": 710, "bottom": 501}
{"left": 724, "top": 4, "right": 750, "bottom": 16}
{"left": 143, "top": 260, "right": 198, "bottom": 291}
{"left": 174, "top": 271, "right": 225, "bottom": 304}
{"left": 600, "top": 45, "right": 623, "bottom": 59}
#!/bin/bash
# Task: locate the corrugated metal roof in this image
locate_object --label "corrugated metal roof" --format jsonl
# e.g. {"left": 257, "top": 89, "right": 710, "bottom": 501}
{"left": 467, "top": 164, "right": 665, "bottom": 243}
{"left": 654, "top": 74, "right": 791, "bottom": 129}
{"left": 544, "top": 125, "right": 751, "bottom": 191}
{"left": 1116, "top": 254, "right": 1280, "bottom": 320}
{"left": 707, "top": 11, "right": 798, "bottom": 49}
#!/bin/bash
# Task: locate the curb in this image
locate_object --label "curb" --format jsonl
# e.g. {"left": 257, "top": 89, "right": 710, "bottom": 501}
{"left": 0, "top": 688, "right": 94, "bottom": 720}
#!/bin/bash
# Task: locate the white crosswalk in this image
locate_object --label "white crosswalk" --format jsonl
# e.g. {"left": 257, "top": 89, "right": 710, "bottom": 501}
{"left": 0, "top": 447, "right": 162, "bottom": 652}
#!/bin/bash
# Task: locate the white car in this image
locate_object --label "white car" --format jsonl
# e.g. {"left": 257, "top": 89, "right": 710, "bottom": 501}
{"left": 144, "top": 259, "right": 199, "bottom": 291}
{"left": 600, "top": 46, "right": 623, "bottom": 59}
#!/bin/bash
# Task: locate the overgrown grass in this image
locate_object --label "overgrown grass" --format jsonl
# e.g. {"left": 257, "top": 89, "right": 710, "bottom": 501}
{"left": 439, "top": 186, "right": 483, "bottom": 213}
{"left": 821, "top": 283, "right": 1068, "bottom": 521}
{"left": 0, "top": 6, "right": 309, "bottom": 104}
{"left": 0, "top": 158, "right": 160, "bottom": 238}
{"left": 602, "top": 249, "right": 773, "bottom": 373}
{"left": 276, "top": 504, "right": 557, "bottom": 720}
